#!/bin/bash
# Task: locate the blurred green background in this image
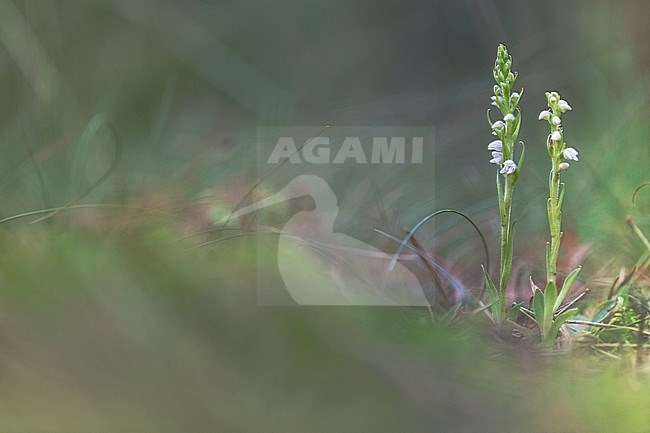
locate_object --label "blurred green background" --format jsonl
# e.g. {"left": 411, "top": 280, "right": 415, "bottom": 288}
{"left": 1, "top": 0, "right": 650, "bottom": 431}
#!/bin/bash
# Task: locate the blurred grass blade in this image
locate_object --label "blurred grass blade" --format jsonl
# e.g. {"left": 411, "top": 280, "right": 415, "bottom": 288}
{"left": 385, "top": 209, "right": 490, "bottom": 279}
{"left": 632, "top": 182, "right": 650, "bottom": 204}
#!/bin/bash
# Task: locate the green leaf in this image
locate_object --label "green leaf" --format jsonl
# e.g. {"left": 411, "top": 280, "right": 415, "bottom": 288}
{"left": 505, "top": 302, "right": 523, "bottom": 321}
{"left": 532, "top": 289, "right": 545, "bottom": 330}
{"left": 507, "top": 320, "right": 536, "bottom": 340}
{"left": 547, "top": 308, "right": 578, "bottom": 343}
{"left": 482, "top": 265, "right": 502, "bottom": 323}
{"left": 591, "top": 299, "right": 617, "bottom": 323}
{"left": 554, "top": 266, "right": 582, "bottom": 311}
{"left": 514, "top": 141, "right": 525, "bottom": 182}
{"left": 513, "top": 108, "right": 522, "bottom": 138}
{"left": 483, "top": 271, "right": 499, "bottom": 304}
{"left": 486, "top": 109, "right": 494, "bottom": 128}
{"left": 544, "top": 281, "right": 558, "bottom": 327}
{"left": 545, "top": 242, "right": 551, "bottom": 272}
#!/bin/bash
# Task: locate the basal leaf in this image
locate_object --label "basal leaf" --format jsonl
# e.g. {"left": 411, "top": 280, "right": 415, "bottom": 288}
{"left": 505, "top": 302, "right": 523, "bottom": 321}
{"left": 532, "top": 289, "right": 545, "bottom": 330}
{"left": 544, "top": 281, "right": 558, "bottom": 331}
{"left": 482, "top": 265, "right": 502, "bottom": 323}
{"left": 554, "top": 266, "right": 582, "bottom": 311}
{"left": 548, "top": 308, "right": 578, "bottom": 343}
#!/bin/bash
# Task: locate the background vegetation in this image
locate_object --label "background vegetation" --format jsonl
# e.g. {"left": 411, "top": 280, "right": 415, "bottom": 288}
{"left": 1, "top": 1, "right": 650, "bottom": 431}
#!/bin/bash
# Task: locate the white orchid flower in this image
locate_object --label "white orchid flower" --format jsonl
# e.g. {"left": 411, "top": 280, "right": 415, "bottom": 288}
{"left": 500, "top": 159, "right": 516, "bottom": 174}
{"left": 551, "top": 131, "right": 562, "bottom": 141}
{"left": 558, "top": 99, "right": 572, "bottom": 112}
{"left": 562, "top": 147, "right": 579, "bottom": 161}
{"left": 487, "top": 140, "right": 503, "bottom": 151}
{"left": 490, "top": 151, "right": 504, "bottom": 165}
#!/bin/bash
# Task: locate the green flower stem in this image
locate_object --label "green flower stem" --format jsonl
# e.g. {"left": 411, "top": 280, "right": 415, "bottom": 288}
{"left": 546, "top": 158, "right": 562, "bottom": 287}
{"left": 546, "top": 156, "right": 562, "bottom": 288}
{"left": 499, "top": 174, "right": 514, "bottom": 313}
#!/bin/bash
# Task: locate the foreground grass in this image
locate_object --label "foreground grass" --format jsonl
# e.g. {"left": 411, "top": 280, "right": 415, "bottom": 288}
{"left": 0, "top": 218, "right": 646, "bottom": 432}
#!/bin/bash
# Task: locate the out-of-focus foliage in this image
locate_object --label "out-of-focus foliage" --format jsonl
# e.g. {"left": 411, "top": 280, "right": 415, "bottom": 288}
{"left": 1, "top": 0, "right": 650, "bottom": 431}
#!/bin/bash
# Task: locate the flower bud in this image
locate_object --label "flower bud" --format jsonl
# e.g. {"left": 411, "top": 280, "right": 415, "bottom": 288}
{"left": 504, "top": 113, "right": 515, "bottom": 123}
{"left": 538, "top": 110, "right": 551, "bottom": 121}
{"left": 558, "top": 162, "right": 570, "bottom": 172}
{"left": 552, "top": 116, "right": 562, "bottom": 125}
{"left": 547, "top": 91, "right": 559, "bottom": 105}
